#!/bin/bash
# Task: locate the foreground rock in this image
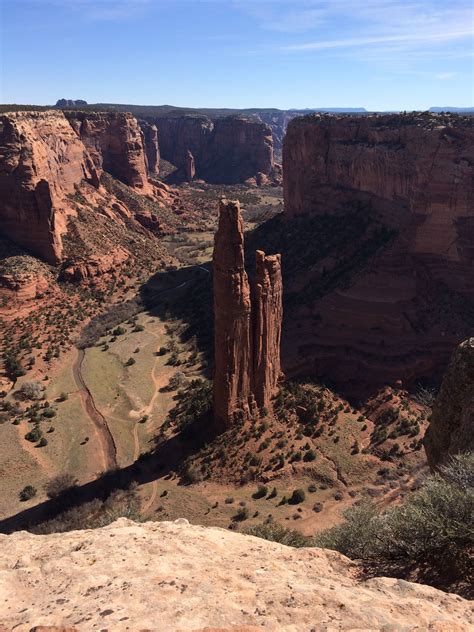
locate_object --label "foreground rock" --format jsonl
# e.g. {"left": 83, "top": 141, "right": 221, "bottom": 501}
{"left": 281, "top": 112, "right": 474, "bottom": 391}
{"left": 425, "top": 338, "right": 474, "bottom": 467}
{"left": 0, "top": 519, "right": 471, "bottom": 631}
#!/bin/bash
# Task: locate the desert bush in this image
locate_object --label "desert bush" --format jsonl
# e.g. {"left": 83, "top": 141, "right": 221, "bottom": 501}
{"left": 252, "top": 485, "right": 268, "bottom": 499}
{"left": 19, "top": 485, "right": 37, "bottom": 501}
{"left": 246, "top": 522, "right": 311, "bottom": 547}
{"left": 233, "top": 506, "right": 250, "bottom": 521}
{"left": 289, "top": 488, "right": 306, "bottom": 505}
{"left": 314, "top": 454, "right": 474, "bottom": 590}
{"left": 15, "top": 380, "right": 44, "bottom": 401}
{"left": 45, "top": 473, "right": 77, "bottom": 499}
{"left": 25, "top": 427, "right": 43, "bottom": 443}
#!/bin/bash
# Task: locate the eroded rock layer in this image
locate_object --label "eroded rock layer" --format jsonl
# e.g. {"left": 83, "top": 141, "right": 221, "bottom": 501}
{"left": 213, "top": 200, "right": 282, "bottom": 429}
{"left": 425, "top": 338, "right": 474, "bottom": 467}
{"left": 0, "top": 111, "right": 99, "bottom": 264}
{"left": 0, "top": 518, "right": 471, "bottom": 632}
{"left": 65, "top": 111, "right": 151, "bottom": 192}
{"left": 281, "top": 112, "right": 474, "bottom": 391}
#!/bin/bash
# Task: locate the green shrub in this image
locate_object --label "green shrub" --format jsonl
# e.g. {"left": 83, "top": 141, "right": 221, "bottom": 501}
{"left": 25, "top": 427, "right": 42, "bottom": 443}
{"left": 252, "top": 485, "right": 268, "bottom": 499}
{"left": 125, "top": 358, "right": 136, "bottom": 366}
{"left": 233, "top": 506, "right": 250, "bottom": 522}
{"left": 289, "top": 488, "right": 306, "bottom": 505}
{"left": 246, "top": 522, "right": 311, "bottom": 547}
{"left": 314, "top": 454, "right": 474, "bottom": 591}
{"left": 19, "top": 485, "right": 37, "bottom": 501}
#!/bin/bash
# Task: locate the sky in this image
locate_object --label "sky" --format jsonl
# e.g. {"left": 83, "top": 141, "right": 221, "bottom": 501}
{"left": 1, "top": 0, "right": 473, "bottom": 111}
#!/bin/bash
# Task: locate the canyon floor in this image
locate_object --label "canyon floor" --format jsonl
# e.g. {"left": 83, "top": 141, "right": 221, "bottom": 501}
{"left": 0, "top": 183, "right": 429, "bottom": 541}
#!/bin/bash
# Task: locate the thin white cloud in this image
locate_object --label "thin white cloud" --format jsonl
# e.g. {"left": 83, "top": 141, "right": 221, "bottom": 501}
{"left": 282, "top": 28, "right": 473, "bottom": 52}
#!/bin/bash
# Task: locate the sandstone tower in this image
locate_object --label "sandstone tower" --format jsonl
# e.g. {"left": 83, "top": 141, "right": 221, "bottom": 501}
{"left": 213, "top": 199, "right": 282, "bottom": 430}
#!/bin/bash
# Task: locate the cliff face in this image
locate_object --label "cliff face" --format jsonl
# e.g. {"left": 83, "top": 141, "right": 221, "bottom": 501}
{"left": 280, "top": 112, "right": 474, "bottom": 391}
{"left": 139, "top": 120, "right": 160, "bottom": 175}
{"left": 151, "top": 115, "right": 274, "bottom": 184}
{"left": 65, "top": 111, "right": 152, "bottom": 192}
{"left": 0, "top": 111, "right": 99, "bottom": 264}
{"left": 425, "top": 338, "right": 474, "bottom": 468}
{"left": 0, "top": 518, "right": 471, "bottom": 632}
{"left": 213, "top": 200, "right": 282, "bottom": 430}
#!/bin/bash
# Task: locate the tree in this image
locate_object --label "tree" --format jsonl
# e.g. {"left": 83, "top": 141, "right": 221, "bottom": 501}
{"left": 19, "top": 485, "right": 37, "bottom": 501}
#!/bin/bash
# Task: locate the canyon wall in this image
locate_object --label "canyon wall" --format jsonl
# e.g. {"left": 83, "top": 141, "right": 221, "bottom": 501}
{"left": 65, "top": 111, "right": 152, "bottom": 192}
{"left": 213, "top": 199, "right": 282, "bottom": 430}
{"left": 149, "top": 115, "right": 274, "bottom": 184}
{"left": 425, "top": 338, "right": 474, "bottom": 467}
{"left": 0, "top": 111, "right": 99, "bottom": 264}
{"left": 281, "top": 112, "right": 474, "bottom": 391}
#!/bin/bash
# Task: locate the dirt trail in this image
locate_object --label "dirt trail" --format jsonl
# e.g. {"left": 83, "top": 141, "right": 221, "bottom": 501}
{"left": 73, "top": 349, "right": 118, "bottom": 472}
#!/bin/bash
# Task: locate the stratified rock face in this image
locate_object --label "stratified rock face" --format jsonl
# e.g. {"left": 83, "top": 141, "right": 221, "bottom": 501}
{"left": 425, "top": 338, "right": 474, "bottom": 468}
{"left": 280, "top": 112, "right": 474, "bottom": 391}
{"left": 213, "top": 201, "right": 282, "bottom": 429}
{"left": 213, "top": 199, "right": 253, "bottom": 430}
{"left": 0, "top": 518, "right": 471, "bottom": 631}
{"left": 65, "top": 111, "right": 151, "bottom": 192}
{"left": 151, "top": 115, "right": 274, "bottom": 184}
{"left": 0, "top": 111, "right": 99, "bottom": 264}
{"left": 206, "top": 116, "right": 274, "bottom": 184}
{"left": 139, "top": 120, "right": 160, "bottom": 175}
{"left": 252, "top": 251, "right": 283, "bottom": 409}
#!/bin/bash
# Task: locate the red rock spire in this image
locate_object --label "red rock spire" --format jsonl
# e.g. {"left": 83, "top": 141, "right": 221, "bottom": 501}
{"left": 213, "top": 199, "right": 282, "bottom": 430}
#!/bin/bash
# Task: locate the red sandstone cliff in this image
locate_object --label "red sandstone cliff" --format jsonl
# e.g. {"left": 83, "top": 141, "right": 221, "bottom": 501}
{"left": 213, "top": 200, "right": 282, "bottom": 429}
{"left": 149, "top": 115, "right": 274, "bottom": 184}
{"left": 0, "top": 111, "right": 99, "bottom": 264}
{"left": 425, "top": 338, "right": 474, "bottom": 468}
{"left": 65, "top": 111, "right": 152, "bottom": 192}
{"left": 281, "top": 112, "right": 474, "bottom": 391}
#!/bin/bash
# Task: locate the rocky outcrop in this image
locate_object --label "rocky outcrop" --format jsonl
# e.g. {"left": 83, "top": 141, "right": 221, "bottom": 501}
{"left": 55, "top": 98, "right": 87, "bottom": 107}
{"left": 139, "top": 120, "right": 160, "bottom": 175}
{"left": 0, "top": 111, "right": 99, "bottom": 264}
{"left": 213, "top": 200, "right": 282, "bottom": 429}
{"left": 0, "top": 518, "right": 471, "bottom": 631}
{"left": 280, "top": 112, "right": 474, "bottom": 391}
{"left": 213, "top": 200, "right": 253, "bottom": 430}
{"left": 150, "top": 115, "right": 274, "bottom": 184}
{"left": 252, "top": 251, "right": 283, "bottom": 410}
{"left": 425, "top": 338, "right": 474, "bottom": 467}
{"left": 65, "top": 111, "right": 152, "bottom": 192}
{"left": 186, "top": 149, "right": 195, "bottom": 181}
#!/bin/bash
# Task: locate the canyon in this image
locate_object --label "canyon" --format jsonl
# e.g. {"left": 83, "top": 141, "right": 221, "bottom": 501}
{"left": 213, "top": 199, "right": 282, "bottom": 430}
{"left": 279, "top": 111, "right": 474, "bottom": 392}
{"left": 144, "top": 113, "right": 275, "bottom": 184}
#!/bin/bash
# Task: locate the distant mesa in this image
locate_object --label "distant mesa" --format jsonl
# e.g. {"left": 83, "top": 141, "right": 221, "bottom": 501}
{"left": 55, "top": 98, "right": 88, "bottom": 107}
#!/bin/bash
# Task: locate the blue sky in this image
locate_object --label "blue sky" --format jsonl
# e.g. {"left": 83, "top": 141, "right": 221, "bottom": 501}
{"left": 1, "top": 0, "right": 473, "bottom": 110}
